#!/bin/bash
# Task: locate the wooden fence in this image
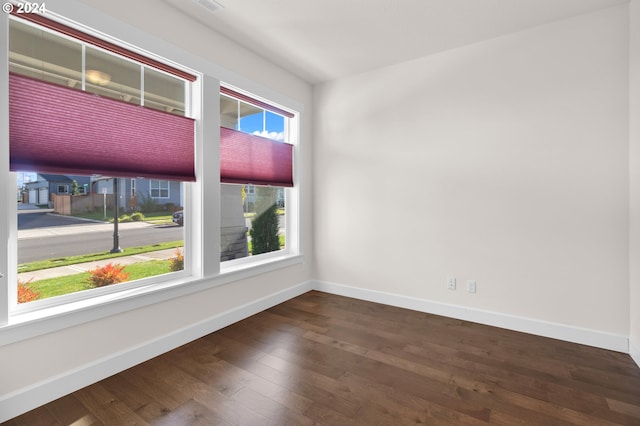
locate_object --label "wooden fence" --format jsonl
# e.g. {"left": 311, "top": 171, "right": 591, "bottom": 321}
{"left": 52, "top": 193, "right": 115, "bottom": 215}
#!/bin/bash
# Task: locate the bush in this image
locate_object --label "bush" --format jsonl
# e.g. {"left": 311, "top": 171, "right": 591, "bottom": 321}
{"left": 118, "top": 214, "right": 132, "bottom": 223}
{"left": 130, "top": 212, "right": 145, "bottom": 222}
{"left": 138, "top": 193, "right": 159, "bottom": 213}
{"left": 88, "top": 263, "right": 130, "bottom": 287}
{"left": 169, "top": 249, "right": 184, "bottom": 272}
{"left": 18, "top": 278, "right": 40, "bottom": 303}
{"left": 250, "top": 204, "right": 281, "bottom": 255}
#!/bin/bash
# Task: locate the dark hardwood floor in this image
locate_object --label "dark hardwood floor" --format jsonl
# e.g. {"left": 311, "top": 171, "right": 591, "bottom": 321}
{"left": 4, "top": 291, "right": 640, "bottom": 425}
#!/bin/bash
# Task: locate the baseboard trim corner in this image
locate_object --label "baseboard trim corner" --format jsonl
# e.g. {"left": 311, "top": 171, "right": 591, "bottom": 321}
{"left": 630, "top": 338, "right": 640, "bottom": 369}
{"left": 311, "top": 280, "right": 629, "bottom": 354}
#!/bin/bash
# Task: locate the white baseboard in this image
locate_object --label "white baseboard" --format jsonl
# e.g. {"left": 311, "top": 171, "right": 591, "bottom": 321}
{"left": 631, "top": 338, "right": 640, "bottom": 369}
{"left": 1, "top": 279, "right": 634, "bottom": 423}
{"left": 312, "top": 280, "right": 630, "bottom": 354}
{"left": 0, "top": 281, "right": 313, "bottom": 423}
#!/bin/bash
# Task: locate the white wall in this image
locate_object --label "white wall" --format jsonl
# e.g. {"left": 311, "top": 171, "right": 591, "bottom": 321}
{"left": 0, "top": 0, "right": 313, "bottom": 420}
{"left": 630, "top": 0, "right": 640, "bottom": 365}
{"left": 314, "top": 6, "right": 630, "bottom": 340}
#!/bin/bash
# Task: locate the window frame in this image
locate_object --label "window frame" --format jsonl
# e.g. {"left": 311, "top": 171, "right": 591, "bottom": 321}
{"left": 131, "top": 178, "right": 136, "bottom": 198}
{"left": 0, "top": 8, "right": 303, "bottom": 345}
{"left": 149, "top": 179, "right": 170, "bottom": 199}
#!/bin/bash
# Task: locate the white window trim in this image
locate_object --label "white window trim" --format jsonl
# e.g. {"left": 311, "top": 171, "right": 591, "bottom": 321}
{"left": 0, "top": 5, "right": 304, "bottom": 346}
{"left": 1, "top": 11, "right": 12, "bottom": 327}
{"left": 131, "top": 178, "right": 136, "bottom": 198}
{"left": 1, "top": 254, "right": 303, "bottom": 346}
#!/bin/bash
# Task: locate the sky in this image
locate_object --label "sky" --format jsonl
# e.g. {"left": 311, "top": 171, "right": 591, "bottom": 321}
{"left": 239, "top": 110, "right": 285, "bottom": 142}
{"left": 17, "top": 172, "right": 37, "bottom": 188}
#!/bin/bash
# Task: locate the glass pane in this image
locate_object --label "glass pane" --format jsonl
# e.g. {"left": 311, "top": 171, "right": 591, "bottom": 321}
{"left": 220, "top": 95, "right": 263, "bottom": 133}
{"left": 9, "top": 19, "right": 82, "bottom": 87}
{"left": 85, "top": 46, "right": 141, "bottom": 105}
{"left": 220, "top": 94, "right": 238, "bottom": 129}
{"left": 144, "top": 67, "right": 185, "bottom": 116}
{"left": 241, "top": 110, "right": 286, "bottom": 141}
{"left": 220, "top": 183, "right": 285, "bottom": 261}
{"left": 16, "top": 172, "right": 185, "bottom": 304}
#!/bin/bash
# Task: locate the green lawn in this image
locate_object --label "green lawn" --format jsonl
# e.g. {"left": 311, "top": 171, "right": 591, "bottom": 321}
{"left": 72, "top": 211, "right": 175, "bottom": 225}
{"left": 18, "top": 240, "right": 184, "bottom": 273}
{"left": 24, "top": 259, "right": 173, "bottom": 301}
{"left": 19, "top": 231, "right": 285, "bottom": 303}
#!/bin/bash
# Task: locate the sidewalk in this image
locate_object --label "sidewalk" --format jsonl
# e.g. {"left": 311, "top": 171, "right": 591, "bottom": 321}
{"left": 18, "top": 220, "right": 152, "bottom": 239}
{"left": 18, "top": 248, "right": 179, "bottom": 282}
{"left": 16, "top": 205, "right": 181, "bottom": 282}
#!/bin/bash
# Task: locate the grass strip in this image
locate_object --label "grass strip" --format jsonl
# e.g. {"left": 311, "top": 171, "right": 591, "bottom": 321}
{"left": 26, "top": 259, "right": 173, "bottom": 300}
{"left": 72, "top": 211, "right": 175, "bottom": 225}
{"left": 18, "top": 240, "right": 184, "bottom": 273}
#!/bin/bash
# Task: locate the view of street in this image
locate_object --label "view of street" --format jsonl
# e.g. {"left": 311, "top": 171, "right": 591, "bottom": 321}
{"left": 18, "top": 210, "right": 182, "bottom": 264}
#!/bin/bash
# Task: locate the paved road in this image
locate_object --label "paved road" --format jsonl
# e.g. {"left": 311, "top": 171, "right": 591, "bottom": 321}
{"left": 18, "top": 211, "right": 91, "bottom": 229}
{"left": 18, "top": 214, "right": 183, "bottom": 263}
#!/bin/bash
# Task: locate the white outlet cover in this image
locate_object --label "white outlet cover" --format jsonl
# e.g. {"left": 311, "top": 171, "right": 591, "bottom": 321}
{"left": 467, "top": 280, "right": 476, "bottom": 293}
{"left": 447, "top": 277, "right": 456, "bottom": 290}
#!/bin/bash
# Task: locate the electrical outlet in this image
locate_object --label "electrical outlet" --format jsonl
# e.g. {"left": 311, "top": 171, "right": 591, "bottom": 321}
{"left": 447, "top": 277, "right": 456, "bottom": 290}
{"left": 467, "top": 280, "right": 476, "bottom": 293}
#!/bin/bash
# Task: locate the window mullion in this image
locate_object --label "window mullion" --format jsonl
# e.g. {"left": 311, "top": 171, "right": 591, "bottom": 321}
{"left": 140, "top": 64, "right": 144, "bottom": 107}
{"left": 81, "top": 44, "right": 86, "bottom": 91}
{"left": 191, "top": 74, "right": 220, "bottom": 277}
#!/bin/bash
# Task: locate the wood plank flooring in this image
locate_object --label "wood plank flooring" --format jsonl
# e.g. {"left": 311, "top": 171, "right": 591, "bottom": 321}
{"left": 4, "top": 291, "right": 640, "bottom": 425}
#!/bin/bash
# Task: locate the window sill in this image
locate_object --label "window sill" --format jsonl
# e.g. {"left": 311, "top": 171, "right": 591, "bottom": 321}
{"left": 0, "top": 254, "right": 303, "bottom": 347}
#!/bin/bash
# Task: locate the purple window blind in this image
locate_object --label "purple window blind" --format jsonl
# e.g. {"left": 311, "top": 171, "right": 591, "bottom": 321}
{"left": 220, "top": 127, "right": 293, "bottom": 187}
{"left": 9, "top": 73, "right": 195, "bottom": 181}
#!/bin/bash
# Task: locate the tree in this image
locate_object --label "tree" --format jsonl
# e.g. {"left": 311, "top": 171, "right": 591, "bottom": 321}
{"left": 250, "top": 187, "right": 280, "bottom": 255}
{"left": 71, "top": 180, "right": 79, "bottom": 195}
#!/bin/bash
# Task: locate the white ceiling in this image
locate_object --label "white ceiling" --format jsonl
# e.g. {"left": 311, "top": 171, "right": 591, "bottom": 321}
{"left": 164, "top": 0, "right": 626, "bottom": 84}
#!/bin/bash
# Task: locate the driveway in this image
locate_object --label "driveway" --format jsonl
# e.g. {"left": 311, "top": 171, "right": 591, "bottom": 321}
{"left": 18, "top": 211, "right": 94, "bottom": 230}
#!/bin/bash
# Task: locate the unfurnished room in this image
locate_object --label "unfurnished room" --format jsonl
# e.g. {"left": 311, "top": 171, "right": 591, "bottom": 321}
{"left": 1, "top": 0, "right": 640, "bottom": 424}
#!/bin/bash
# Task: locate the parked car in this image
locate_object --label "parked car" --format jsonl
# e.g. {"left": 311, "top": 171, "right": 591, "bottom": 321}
{"left": 172, "top": 210, "right": 184, "bottom": 226}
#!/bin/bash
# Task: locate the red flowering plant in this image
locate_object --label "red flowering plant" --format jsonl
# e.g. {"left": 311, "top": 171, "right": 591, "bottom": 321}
{"left": 88, "top": 262, "right": 130, "bottom": 287}
{"left": 17, "top": 278, "right": 40, "bottom": 303}
{"left": 169, "top": 249, "right": 184, "bottom": 272}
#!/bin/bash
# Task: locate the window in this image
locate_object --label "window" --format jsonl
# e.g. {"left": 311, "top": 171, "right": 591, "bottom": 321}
{"left": 8, "top": 14, "right": 194, "bottom": 307}
{"left": 9, "top": 17, "right": 82, "bottom": 87}
{"left": 150, "top": 180, "right": 170, "bottom": 199}
{"left": 219, "top": 87, "right": 295, "bottom": 263}
{"left": 1, "top": 10, "right": 301, "bottom": 337}
{"left": 144, "top": 67, "right": 186, "bottom": 116}
{"left": 85, "top": 45, "right": 141, "bottom": 104}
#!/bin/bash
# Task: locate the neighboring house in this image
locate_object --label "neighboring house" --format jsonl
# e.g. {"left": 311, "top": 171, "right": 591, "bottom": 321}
{"left": 24, "top": 174, "right": 90, "bottom": 205}
{"left": 91, "top": 176, "right": 183, "bottom": 212}
{"left": 243, "top": 185, "right": 285, "bottom": 212}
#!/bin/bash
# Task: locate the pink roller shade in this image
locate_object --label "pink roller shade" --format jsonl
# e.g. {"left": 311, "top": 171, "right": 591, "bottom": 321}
{"left": 9, "top": 73, "right": 195, "bottom": 181}
{"left": 220, "top": 127, "right": 293, "bottom": 187}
